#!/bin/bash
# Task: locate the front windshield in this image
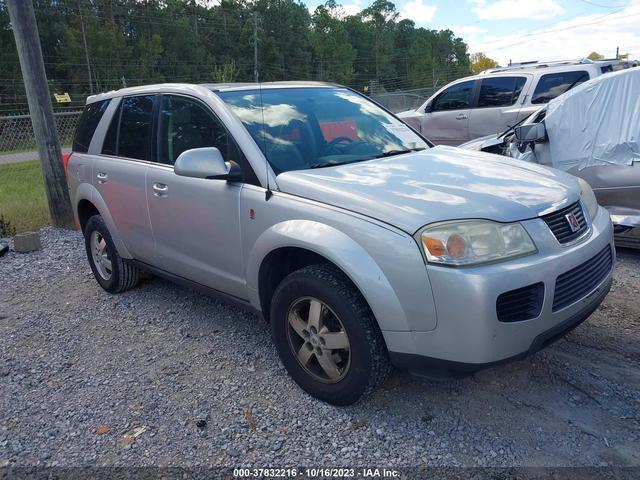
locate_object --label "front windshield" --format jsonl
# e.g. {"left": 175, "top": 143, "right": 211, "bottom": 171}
{"left": 218, "top": 87, "right": 429, "bottom": 174}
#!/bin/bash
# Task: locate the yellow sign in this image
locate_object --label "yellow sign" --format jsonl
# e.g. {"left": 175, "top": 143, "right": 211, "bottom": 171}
{"left": 54, "top": 93, "right": 71, "bottom": 103}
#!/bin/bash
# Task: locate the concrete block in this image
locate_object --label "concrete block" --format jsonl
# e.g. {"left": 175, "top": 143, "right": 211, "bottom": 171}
{"left": 13, "top": 231, "right": 42, "bottom": 253}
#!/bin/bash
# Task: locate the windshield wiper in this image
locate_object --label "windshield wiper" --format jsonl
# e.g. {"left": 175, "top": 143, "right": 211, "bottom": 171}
{"left": 372, "top": 147, "right": 425, "bottom": 159}
{"left": 309, "top": 158, "right": 368, "bottom": 169}
{"left": 309, "top": 147, "right": 425, "bottom": 169}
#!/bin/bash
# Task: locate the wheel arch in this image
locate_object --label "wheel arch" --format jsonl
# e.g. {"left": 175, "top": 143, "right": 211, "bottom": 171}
{"left": 247, "top": 220, "right": 410, "bottom": 331}
{"left": 73, "top": 182, "right": 132, "bottom": 259}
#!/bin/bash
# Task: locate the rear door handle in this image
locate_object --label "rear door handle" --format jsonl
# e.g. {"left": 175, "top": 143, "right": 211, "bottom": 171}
{"left": 152, "top": 182, "right": 168, "bottom": 197}
{"left": 456, "top": 113, "right": 468, "bottom": 120}
{"left": 96, "top": 172, "right": 108, "bottom": 183}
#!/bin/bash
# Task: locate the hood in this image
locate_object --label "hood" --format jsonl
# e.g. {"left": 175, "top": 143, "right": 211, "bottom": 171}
{"left": 275, "top": 146, "right": 581, "bottom": 233}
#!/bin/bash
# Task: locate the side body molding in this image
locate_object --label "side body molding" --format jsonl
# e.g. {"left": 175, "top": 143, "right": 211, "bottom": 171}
{"left": 246, "top": 219, "right": 430, "bottom": 332}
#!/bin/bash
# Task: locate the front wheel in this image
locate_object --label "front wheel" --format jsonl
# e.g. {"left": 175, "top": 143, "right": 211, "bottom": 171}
{"left": 271, "top": 264, "right": 391, "bottom": 405}
{"left": 83, "top": 215, "right": 139, "bottom": 293}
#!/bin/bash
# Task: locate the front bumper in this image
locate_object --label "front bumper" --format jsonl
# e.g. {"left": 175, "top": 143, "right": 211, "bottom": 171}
{"left": 384, "top": 204, "right": 615, "bottom": 370}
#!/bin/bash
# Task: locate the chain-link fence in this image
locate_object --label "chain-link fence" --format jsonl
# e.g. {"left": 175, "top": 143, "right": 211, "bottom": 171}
{"left": 0, "top": 111, "right": 81, "bottom": 154}
{"left": 371, "top": 87, "right": 438, "bottom": 113}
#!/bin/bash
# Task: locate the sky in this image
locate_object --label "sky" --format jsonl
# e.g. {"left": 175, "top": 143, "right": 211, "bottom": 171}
{"left": 304, "top": 0, "right": 640, "bottom": 66}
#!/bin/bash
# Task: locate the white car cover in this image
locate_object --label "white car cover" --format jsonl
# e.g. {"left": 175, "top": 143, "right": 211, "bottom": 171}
{"left": 544, "top": 67, "right": 640, "bottom": 171}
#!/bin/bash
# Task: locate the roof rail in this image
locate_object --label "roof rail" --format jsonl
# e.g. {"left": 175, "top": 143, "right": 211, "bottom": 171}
{"left": 479, "top": 58, "right": 620, "bottom": 75}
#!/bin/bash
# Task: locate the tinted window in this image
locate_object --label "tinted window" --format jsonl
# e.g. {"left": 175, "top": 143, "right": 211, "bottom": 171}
{"left": 73, "top": 99, "right": 109, "bottom": 153}
{"left": 431, "top": 81, "right": 475, "bottom": 112}
{"left": 118, "top": 95, "right": 155, "bottom": 160}
{"left": 157, "top": 96, "right": 230, "bottom": 165}
{"left": 532, "top": 71, "right": 589, "bottom": 104}
{"left": 478, "top": 77, "right": 527, "bottom": 108}
{"left": 101, "top": 101, "right": 121, "bottom": 156}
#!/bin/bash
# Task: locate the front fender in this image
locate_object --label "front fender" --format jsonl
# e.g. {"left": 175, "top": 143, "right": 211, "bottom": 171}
{"left": 246, "top": 220, "right": 415, "bottom": 332}
{"left": 73, "top": 182, "right": 133, "bottom": 259}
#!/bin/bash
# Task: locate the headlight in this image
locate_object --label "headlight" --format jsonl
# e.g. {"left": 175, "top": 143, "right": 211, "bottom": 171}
{"left": 418, "top": 220, "right": 537, "bottom": 266}
{"left": 577, "top": 177, "right": 598, "bottom": 220}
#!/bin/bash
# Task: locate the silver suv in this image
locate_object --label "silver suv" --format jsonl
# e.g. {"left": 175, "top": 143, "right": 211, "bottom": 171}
{"left": 67, "top": 82, "right": 614, "bottom": 405}
{"left": 398, "top": 61, "right": 609, "bottom": 146}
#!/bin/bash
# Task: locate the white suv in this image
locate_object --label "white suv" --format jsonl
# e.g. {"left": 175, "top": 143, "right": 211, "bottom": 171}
{"left": 398, "top": 61, "right": 611, "bottom": 146}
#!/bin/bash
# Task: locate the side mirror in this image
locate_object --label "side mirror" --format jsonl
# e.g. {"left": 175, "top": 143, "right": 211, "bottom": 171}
{"left": 174, "top": 147, "right": 242, "bottom": 181}
{"left": 514, "top": 123, "right": 546, "bottom": 142}
{"left": 424, "top": 103, "right": 432, "bottom": 113}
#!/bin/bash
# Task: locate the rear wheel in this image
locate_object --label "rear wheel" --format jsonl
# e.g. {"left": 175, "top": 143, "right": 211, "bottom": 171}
{"left": 84, "top": 215, "right": 139, "bottom": 293}
{"left": 271, "top": 264, "right": 391, "bottom": 405}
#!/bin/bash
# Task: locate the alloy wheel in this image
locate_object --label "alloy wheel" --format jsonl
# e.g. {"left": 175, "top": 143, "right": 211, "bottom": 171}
{"left": 286, "top": 296, "right": 351, "bottom": 383}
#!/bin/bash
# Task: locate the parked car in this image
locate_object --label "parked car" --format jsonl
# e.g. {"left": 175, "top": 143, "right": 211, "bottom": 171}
{"left": 460, "top": 67, "right": 640, "bottom": 249}
{"left": 67, "top": 82, "right": 614, "bottom": 405}
{"left": 398, "top": 59, "right": 615, "bottom": 146}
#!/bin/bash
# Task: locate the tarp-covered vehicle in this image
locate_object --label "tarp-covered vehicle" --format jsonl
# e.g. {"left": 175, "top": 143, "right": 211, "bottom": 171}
{"left": 460, "top": 68, "right": 640, "bottom": 248}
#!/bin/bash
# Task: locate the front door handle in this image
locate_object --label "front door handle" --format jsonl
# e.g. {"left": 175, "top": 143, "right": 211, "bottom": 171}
{"left": 456, "top": 113, "right": 468, "bottom": 120}
{"left": 96, "top": 172, "right": 108, "bottom": 183}
{"left": 152, "top": 182, "right": 168, "bottom": 197}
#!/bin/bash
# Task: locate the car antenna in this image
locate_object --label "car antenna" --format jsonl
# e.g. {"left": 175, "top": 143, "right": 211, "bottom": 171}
{"left": 258, "top": 79, "right": 272, "bottom": 201}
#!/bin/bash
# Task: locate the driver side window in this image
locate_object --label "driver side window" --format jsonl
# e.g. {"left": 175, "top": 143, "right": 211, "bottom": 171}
{"left": 430, "top": 80, "right": 475, "bottom": 112}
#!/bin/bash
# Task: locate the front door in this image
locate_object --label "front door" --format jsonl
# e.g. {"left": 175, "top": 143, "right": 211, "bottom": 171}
{"left": 421, "top": 80, "right": 475, "bottom": 146}
{"left": 146, "top": 94, "right": 246, "bottom": 299}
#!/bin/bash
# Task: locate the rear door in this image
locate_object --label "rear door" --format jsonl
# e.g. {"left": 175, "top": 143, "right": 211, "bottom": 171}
{"left": 468, "top": 75, "right": 529, "bottom": 139}
{"left": 94, "top": 95, "right": 156, "bottom": 262}
{"left": 145, "top": 94, "right": 249, "bottom": 298}
{"left": 420, "top": 80, "right": 476, "bottom": 146}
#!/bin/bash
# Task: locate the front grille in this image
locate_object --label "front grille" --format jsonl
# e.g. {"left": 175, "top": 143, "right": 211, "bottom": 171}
{"left": 496, "top": 282, "right": 544, "bottom": 322}
{"left": 553, "top": 245, "right": 613, "bottom": 311}
{"left": 541, "top": 202, "right": 587, "bottom": 244}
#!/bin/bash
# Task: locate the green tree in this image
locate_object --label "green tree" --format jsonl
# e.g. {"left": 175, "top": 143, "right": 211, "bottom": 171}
{"left": 310, "top": 1, "right": 356, "bottom": 84}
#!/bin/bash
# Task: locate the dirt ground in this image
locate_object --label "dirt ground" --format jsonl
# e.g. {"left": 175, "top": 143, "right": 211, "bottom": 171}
{"left": 1, "top": 229, "right": 639, "bottom": 469}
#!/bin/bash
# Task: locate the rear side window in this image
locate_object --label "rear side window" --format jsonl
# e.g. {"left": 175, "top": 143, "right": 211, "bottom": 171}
{"left": 73, "top": 99, "right": 109, "bottom": 153}
{"left": 118, "top": 95, "right": 155, "bottom": 160}
{"left": 431, "top": 80, "right": 475, "bottom": 112}
{"left": 477, "top": 77, "right": 527, "bottom": 108}
{"left": 531, "top": 71, "right": 589, "bottom": 104}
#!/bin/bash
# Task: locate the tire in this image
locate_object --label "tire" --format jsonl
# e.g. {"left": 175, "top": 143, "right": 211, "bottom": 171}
{"left": 83, "top": 215, "right": 139, "bottom": 293}
{"left": 270, "top": 264, "right": 391, "bottom": 405}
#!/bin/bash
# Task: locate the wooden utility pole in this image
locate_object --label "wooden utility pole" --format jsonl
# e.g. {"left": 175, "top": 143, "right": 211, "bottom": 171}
{"left": 7, "top": 0, "right": 75, "bottom": 229}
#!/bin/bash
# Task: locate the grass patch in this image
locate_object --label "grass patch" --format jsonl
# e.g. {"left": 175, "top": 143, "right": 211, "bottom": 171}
{"left": 0, "top": 160, "right": 50, "bottom": 234}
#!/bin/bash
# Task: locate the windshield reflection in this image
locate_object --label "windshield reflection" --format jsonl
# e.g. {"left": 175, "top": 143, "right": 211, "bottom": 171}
{"left": 218, "top": 87, "right": 428, "bottom": 174}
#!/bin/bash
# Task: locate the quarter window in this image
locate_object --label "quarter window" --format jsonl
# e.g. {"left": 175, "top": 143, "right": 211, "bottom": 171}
{"left": 117, "top": 95, "right": 155, "bottom": 160}
{"left": 73, "top": 99, "right": 109, "bottom": 153}
{"left": 430, "top": 81, "right": 475, "bottom": 112}
{"left": 477, "top": 77, "right": 527, "bottom": 108}
{"left": 157, "top": 95, "right": 230, "bottom": 166}
{"left": 531, "top": 71, "right": 589, "bottom": 104}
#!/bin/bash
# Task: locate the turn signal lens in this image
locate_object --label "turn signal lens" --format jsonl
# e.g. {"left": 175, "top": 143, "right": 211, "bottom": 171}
{"left": 422, "top": 236, "right": 446, "bottom": 256}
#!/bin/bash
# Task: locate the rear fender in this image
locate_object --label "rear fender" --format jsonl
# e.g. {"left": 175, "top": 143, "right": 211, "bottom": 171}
{"left": 73, "top": 182, "right": 133, "bottom": 259}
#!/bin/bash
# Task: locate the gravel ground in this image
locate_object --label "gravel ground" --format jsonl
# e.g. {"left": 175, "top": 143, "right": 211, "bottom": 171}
{"left": 1, "top": 228, "right": 639, "bottom": 468}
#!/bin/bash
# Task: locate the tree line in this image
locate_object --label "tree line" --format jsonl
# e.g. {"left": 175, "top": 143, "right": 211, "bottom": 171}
{"left": 0, "top": 0, "right": 472, "bottom": 112}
